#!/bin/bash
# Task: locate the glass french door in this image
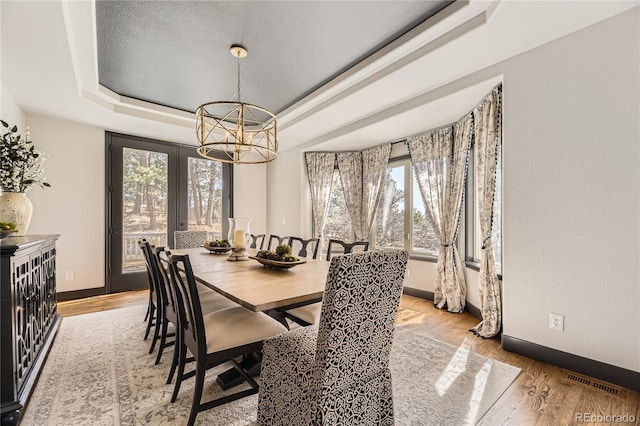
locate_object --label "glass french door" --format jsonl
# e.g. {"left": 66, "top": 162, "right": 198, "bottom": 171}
{"left": 107, "top": 133, "right": 232, "bottom": 293}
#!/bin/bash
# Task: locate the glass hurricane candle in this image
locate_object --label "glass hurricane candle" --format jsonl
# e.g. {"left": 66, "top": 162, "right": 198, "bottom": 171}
{"left": 227, "top": 217, "right": 250, "bottom": 261}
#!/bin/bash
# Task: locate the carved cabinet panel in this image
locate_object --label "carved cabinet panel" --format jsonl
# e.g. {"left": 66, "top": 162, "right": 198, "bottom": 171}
{"left": 1, "top": 235, "right": 61, "bottom": 424}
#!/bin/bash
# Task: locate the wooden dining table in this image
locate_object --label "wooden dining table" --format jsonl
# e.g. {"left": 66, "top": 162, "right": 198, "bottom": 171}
{"left": 172, "top": 247, "right": 330, "bottom": 389}
{"left": 173, "top": 247, "right": 330, "bottom": 312}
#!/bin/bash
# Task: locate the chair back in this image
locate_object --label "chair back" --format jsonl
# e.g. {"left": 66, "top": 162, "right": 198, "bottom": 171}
{"left": 153, "top": 246, "right": 178, "bottom": 319}
{"left": 174, "top": 230, "right": 208, "bottom": 249}
{"left": 167, "top": 253, "right": 205, "bottom": 354}
{"left": 138, "top": 239, "right": 159, "bottom": 297}
{"left": 287, "top": 237, "right": 319, "bottom": 259}
{"left": 267, "top": 234, "right": 289, "bottom": 251}
{"left": 325, "top": 239, "right": 370, "bottom": 260}
{"left": 314, "top": 250, "right": 408, "bottom": 392}
{"left": 140, "top": 240, "right": 171, "bottom": 310}
{"left": 250, "top": 234, "right": 265, "bottom": 250}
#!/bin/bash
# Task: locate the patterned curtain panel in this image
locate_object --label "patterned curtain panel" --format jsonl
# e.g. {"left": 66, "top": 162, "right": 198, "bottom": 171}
{"left": 362, "top": 144, "right": 391, "bottom": 239}
{"left": 408, "top": 116, "right": 472, "bottom": 313}
{"left": 471, "top": 85, "right": 503, "bottom": 338}
{"left": 337, "top": 145, "right": 391, "bottom": 241}
{"left": 305, "top": 152, "right": 336, "bottom": 255}
{"left": 336, "top": 151, "right": 363, "bottom": 240}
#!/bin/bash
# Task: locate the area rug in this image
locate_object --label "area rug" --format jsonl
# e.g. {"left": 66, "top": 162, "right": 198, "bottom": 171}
{"left": 21, "top": 306, "right": 520, "bottom": 425}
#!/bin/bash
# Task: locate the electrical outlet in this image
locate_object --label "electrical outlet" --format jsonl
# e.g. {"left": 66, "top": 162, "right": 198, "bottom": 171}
{"left": 282, "top": 217, "right": 286, "bottom": 225}
{"left": 65, "top": 271, "right": 75, "bottom": 280}
{"left": 549, "top": 313, "right": 564, "bottom": 332}
{"left": 405, "top": 269, "right": 411, "bottom": 278}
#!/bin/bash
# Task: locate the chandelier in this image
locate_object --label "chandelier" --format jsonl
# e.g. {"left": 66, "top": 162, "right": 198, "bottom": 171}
{"left": 196, "top": 45, "right": 278, "bottom": 164}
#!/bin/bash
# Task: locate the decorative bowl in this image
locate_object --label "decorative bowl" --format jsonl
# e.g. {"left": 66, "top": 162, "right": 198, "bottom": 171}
{"left": 0, "top": 229, "right": 18, "bottom": 239}
{"left": 249, "top": 256, "right": 306, "bottom": 270}
{"left": 202, "top": 245, "right": 232, "bottom": 254}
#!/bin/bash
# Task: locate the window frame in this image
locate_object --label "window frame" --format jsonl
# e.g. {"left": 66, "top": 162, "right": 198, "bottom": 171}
{"left": 464, "top": 140, "right": 503, "bottom": 277}
{"left": 370, "top": 156, "right": 440, "bottom": 259}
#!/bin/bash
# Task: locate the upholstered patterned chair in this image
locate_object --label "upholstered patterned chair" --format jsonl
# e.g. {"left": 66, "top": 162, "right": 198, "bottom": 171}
{"left": 257, "top": 249, "right": 408, "bottom": 425}
{"left": 173, "top": 230, "right": 208, "bottom": 249}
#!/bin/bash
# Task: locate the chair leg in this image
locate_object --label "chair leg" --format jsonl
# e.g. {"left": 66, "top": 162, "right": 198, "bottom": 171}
{"left": 155, "top": 317, "right": 169, "bottom": 364}
{"left": 187, "top": 359, "right": 206, "bottom": 426}
{"left": 167, "top": 329, "right": 181, "bottom": 384}
{"left": 144, "top": 299, "right": 150, "bottom": 321}
{"left": 149, "top": 304, "right": 164, "bottom": 354}
{"left": 144, "top": 304, "right": 155, "bottom": 340}
{"left": 171, "top": 343, "right": 187, "bottom": 403}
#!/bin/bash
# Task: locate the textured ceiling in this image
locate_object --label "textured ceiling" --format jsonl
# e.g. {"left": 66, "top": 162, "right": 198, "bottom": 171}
{"left": 96, "top": 0, "right": 452, "bottom": 115}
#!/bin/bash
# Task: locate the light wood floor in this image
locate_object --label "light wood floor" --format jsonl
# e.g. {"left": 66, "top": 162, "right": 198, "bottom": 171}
{"left": 58, "top": 291, "right": 640, "bottom": 425}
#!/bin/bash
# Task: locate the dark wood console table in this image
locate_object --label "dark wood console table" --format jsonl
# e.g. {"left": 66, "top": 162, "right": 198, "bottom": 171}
{"left": 1, "top": 235, "right": 61, "bottom": 425}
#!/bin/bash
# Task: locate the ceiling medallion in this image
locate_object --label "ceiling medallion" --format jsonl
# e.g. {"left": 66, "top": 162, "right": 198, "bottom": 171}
{"left": 196, "top": 44, "right": 278, "bottom": 164}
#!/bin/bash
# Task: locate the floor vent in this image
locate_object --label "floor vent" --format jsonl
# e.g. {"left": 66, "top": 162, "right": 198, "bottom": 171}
{"left": 564, "top": 372, "right": 620, "bottom": 396}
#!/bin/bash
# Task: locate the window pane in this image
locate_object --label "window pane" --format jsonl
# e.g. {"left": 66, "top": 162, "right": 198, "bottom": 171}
{"left": 411, "top": 170, "right": 439, "bottom": 253}
{"left": 323, "top": 170, "right": 353, "bottom": 247}
{"left": 374, "top": 166, "right": 405, "bottom": 248}
{"left": 187, "top": 157, "right": 223, "bottom": 240}
{"left": 122, "top": 148, "right": 168, "bottom": 272}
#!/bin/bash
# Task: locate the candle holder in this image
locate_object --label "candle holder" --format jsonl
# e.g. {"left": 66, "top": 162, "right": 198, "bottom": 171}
{"left": 227, "top": 217, "right": 250, "bottom": 261}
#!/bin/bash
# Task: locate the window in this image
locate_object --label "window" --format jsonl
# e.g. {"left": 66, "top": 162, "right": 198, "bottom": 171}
{"left": 107, "top": 133, "right": 232, "bottom": 292}
{"left": 373, "top": 159, "right": 439, "bottom": 254}
{"left": 466, "top": 143, "right": 502, "bottom": 275}
{"left": 322, "top": 169, "right": 353, "bottom": 247}
{"left": 374, "top": 163, "right": 405, "bottom": 248}
{"left": 187, "top": 157, "right": 224, "bottom": 239}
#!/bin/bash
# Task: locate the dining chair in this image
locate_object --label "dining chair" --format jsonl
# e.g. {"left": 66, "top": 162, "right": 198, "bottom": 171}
{"left": 250, "top": 233, "right": 265, "bottom": 249}
{"left": 152, "top": 246, "right": 238, "bottom": 382}
{"left": 140, "top": 241, "right": 176, "bottom": 364}
{"left": 257, "top": 249, "right": 409, "bottom": 425}
{"left": 138, "top": 238, "right": 156, "bottom": 333}
{"left": 325, "top": 238, "right": 370, "bottom": 261}
{"left": 286, "top": 236, "right": 319, "bottom": 259}
{"left": 173, "top": 230, "right": 208, "bottom": 249}
{"left": 167, "top": 253, "right": 287, "bottom": 426}
{"left": 282, "top": 238, "right": 320, "bottom": 326}
{"left": 286, "top": 238, "right": 370, "bottom": 326}
{"left": 266, "top": 234, "right": 289, "bottom": 251}
{"left": 138, "top": 239, "right": 162, "bottom": 347}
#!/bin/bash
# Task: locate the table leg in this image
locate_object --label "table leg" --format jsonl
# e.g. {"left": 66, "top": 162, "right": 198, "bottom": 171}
{"left": 216, "top": 352, "right": 262, "bottom": 390}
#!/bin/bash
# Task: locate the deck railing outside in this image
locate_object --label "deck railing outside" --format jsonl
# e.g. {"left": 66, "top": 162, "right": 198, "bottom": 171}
{"left": 123, "top": 231, "right": 220, "bottom": 272}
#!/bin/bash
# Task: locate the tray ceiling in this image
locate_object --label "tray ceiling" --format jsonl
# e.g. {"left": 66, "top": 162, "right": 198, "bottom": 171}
{"left": 95, "top": 1, "right": 452, "bottom": 115}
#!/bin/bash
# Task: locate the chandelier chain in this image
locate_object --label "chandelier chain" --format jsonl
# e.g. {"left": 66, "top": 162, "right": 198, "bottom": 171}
{"left": 236, "top": 52, "right": 241, "bottom": 102}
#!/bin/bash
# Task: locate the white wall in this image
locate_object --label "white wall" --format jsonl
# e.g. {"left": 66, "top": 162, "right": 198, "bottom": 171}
{"left": 1, "top": 83, "right": 25, "bottom": 131}
{"left": 500, "top": 8, "right": 639, "bottom": 371}
{"left": 268, "top": 8, "right": 640, "bottom": 372}
{"left": 266, "top": 148, "right": 308, "bottom": 237}
{"left": 26, "top": 114, "right": 105, "bottom": 292}
{"left": 233, "top": 163, "right": 267, "bottom": 235}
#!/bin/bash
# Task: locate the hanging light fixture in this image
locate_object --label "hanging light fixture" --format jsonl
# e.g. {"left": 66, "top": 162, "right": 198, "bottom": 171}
{"left": 196, "top": 44, "right": 278, "bottom": 164}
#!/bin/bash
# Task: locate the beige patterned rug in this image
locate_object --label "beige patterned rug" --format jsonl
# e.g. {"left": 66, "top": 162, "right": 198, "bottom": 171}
{"left": 22, "top": 306, "right": 520, "bottom": 425}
